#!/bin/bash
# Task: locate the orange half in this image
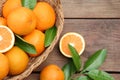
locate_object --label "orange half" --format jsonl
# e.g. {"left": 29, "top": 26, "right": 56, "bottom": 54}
{"left": 59, "top": 32, "right": 85, "bottom": 58}
{"left": 0, "top": 25, "right": 15, "bottom": 53}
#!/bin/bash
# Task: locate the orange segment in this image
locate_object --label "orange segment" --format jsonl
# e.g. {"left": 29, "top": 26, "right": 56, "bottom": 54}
{"left": 59, "top": 32, "right": 85, "bottom": 58}
{"left": 0, "top": 25, "right": 15, "bottom": 53}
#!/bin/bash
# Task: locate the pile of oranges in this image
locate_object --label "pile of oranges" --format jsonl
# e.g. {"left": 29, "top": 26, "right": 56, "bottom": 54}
{"left": 0, "top": 0, "right": 56, "bottom": 79}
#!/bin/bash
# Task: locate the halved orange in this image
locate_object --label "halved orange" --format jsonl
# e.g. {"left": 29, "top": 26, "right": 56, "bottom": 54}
{"left": 0, "top": 25, "right": 15, "bottom": 53}
{"left": 59, "top": 32, "right": 85, "bottom": 58}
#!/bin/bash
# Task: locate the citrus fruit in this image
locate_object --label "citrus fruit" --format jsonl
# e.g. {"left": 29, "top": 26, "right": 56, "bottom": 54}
{"left": 0, "top": 17, "right": 7, "bottom": 25}
{"left": 0, "top": 53, "right": 9, "bottom": 80}
{"left": 59, "top": 32, "right": 85, "bottom": 58}
{"left": 33, "top": 2, "right": 56, "bottom": 31}
{"left": 7, "top": 7, "right": 36, "bottom": 35}
{"left": 23, "top": 29, "right": 45, "bottom": 57}
{"left": 40, "top": 64, "right": 64, "bottom": 80}
{"left": 0, "top": 25, "right": 15, "bottom": 53}
{"left": 5, "top": 46, "right": 29, "bottom": 75}
{"left": 2, "top": 0, "right": 22, "bottom": 18}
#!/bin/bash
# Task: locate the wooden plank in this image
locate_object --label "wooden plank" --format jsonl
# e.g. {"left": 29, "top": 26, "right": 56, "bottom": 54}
{"left": 24, "top": 73, "right": 120, "bottom": 80}
{"left": 111, "top": 74, "right": 120, "bottom": 80}
{"left": 34, "top": 19, "right": 120, "bottom": 72}
{"left": 61, "top": 0, "right": 120, "bottom": 18}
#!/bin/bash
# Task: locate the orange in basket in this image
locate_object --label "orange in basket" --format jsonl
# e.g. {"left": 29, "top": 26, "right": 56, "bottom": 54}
{"left": 0, "top": 25, "right": 15, "bottom": 53}
{"left": 33, "top": 2, "right": 56, "bottom": 31}
{"left": 7, "top": 7, "right": 36, "bottom": 35}
{"left": 59, "top": 32, "right": 85, "bottom": 58}
{"left": 23, "top": 29, "right": 45, "bottom": 57}
{"left": 5, "top": 46, "right": 29, "bottom": 76}
{"left": 0, "top": 53, "right": 9, "bottom": 80}
{"left": 2, "top": 0, "right": 22, "bottom": 18}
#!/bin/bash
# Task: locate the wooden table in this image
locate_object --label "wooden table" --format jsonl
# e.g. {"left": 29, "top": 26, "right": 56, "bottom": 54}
{"left": 25, "top": 0, "right": 120, "bottom": 79}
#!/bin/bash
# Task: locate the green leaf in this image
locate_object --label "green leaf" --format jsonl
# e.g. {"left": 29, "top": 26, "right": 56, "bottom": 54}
{"left": 45, "top": 26, "right": 57, "bottom": 47}
{"left": 62, "top": 60, "right": 77, "bottom": 80}
{"left": 75, "top": 76, "right": 92, "bottom": 80}
{"left": 68, "top": 44, "right": 82, "bottom": 71}
{"left": 21, "top": 0, "right": 37, "bottom": 10}
{"left": 15, "top": 35, "right": 36, "bottom": 54}
{"left": 87, "top": 70, "right": 115, "bottom": 80}
{"left": 82, "top": 49, "right": 107, "bottom": 73}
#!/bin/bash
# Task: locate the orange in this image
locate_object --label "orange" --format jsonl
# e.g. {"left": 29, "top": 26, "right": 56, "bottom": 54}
{"left": 0, "top": 53, "right": 9, "bottom": 80}
{"left": 7, "top": 7, "right": 36, "bottom": 35}
{"left": 33, "top": 2, "right": 56, "bottom": 31}
{"left": 2, "top": 0, "right": 22, "bottom": 18}
{"left": 59, "top": 32, "right": 85, "bottom": 58}
{"left": 5, "top": 46, "right": 29, "bottom": 75}
{"left": 0, "top": 17, "right": 7, "bottom": 25}
{"left": 40, "top": 64, "right": 64, "bottom": 80}
{"left": 23, "top": 29, "right": 45, "bottom": 57}
{"left": 0, "top": 25, "right": 15, "bottom": 53}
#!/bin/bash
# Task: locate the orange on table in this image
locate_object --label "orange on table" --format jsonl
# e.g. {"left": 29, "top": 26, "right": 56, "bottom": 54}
{"left": 5, "top": 46, "right": 29, "bottom": 75}
{"left": 33, "top": 2, "right": 56, "bottom": 31}
{"left": 0, "top": 17, "right": 7, "bottom": 25}
{"left": 7, "top": 7, "right": 36, "bottom": 35}
{"left": 59, "top": 32, "right": 85, "bottom": 58}
{"left": 0, "top": 25, "right": 15, "bottom": 53}
{"left": 23, "top": 29, "right": 45, "bottom": 57}
{"left": 0, "top": 53, "right": 9, "bottom": 80}
{"left": 2, "top": 0, "right": 22, "bottom": 18}
{"left": 40, "top": 64, "right": 64, "bottom": 80}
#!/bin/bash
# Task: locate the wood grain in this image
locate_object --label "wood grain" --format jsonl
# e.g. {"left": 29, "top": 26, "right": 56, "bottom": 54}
{"left": 24, "top": 73, "right": 120, "bottom": 80}
{"left": 34, "top": 19, "right": 120, "bottom": 72}
{"left": 61, "top": 0, "right": 120, "bottom": 18}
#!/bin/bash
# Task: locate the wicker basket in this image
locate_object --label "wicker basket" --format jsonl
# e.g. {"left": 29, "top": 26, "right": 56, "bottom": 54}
{"left": 0, "top": 0, "right": 64, "bottom": 80}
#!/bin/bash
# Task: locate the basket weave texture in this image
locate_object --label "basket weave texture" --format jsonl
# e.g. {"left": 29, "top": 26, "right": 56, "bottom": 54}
{"left": 0, "top": 0, "right": 64, "bottom": 80}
